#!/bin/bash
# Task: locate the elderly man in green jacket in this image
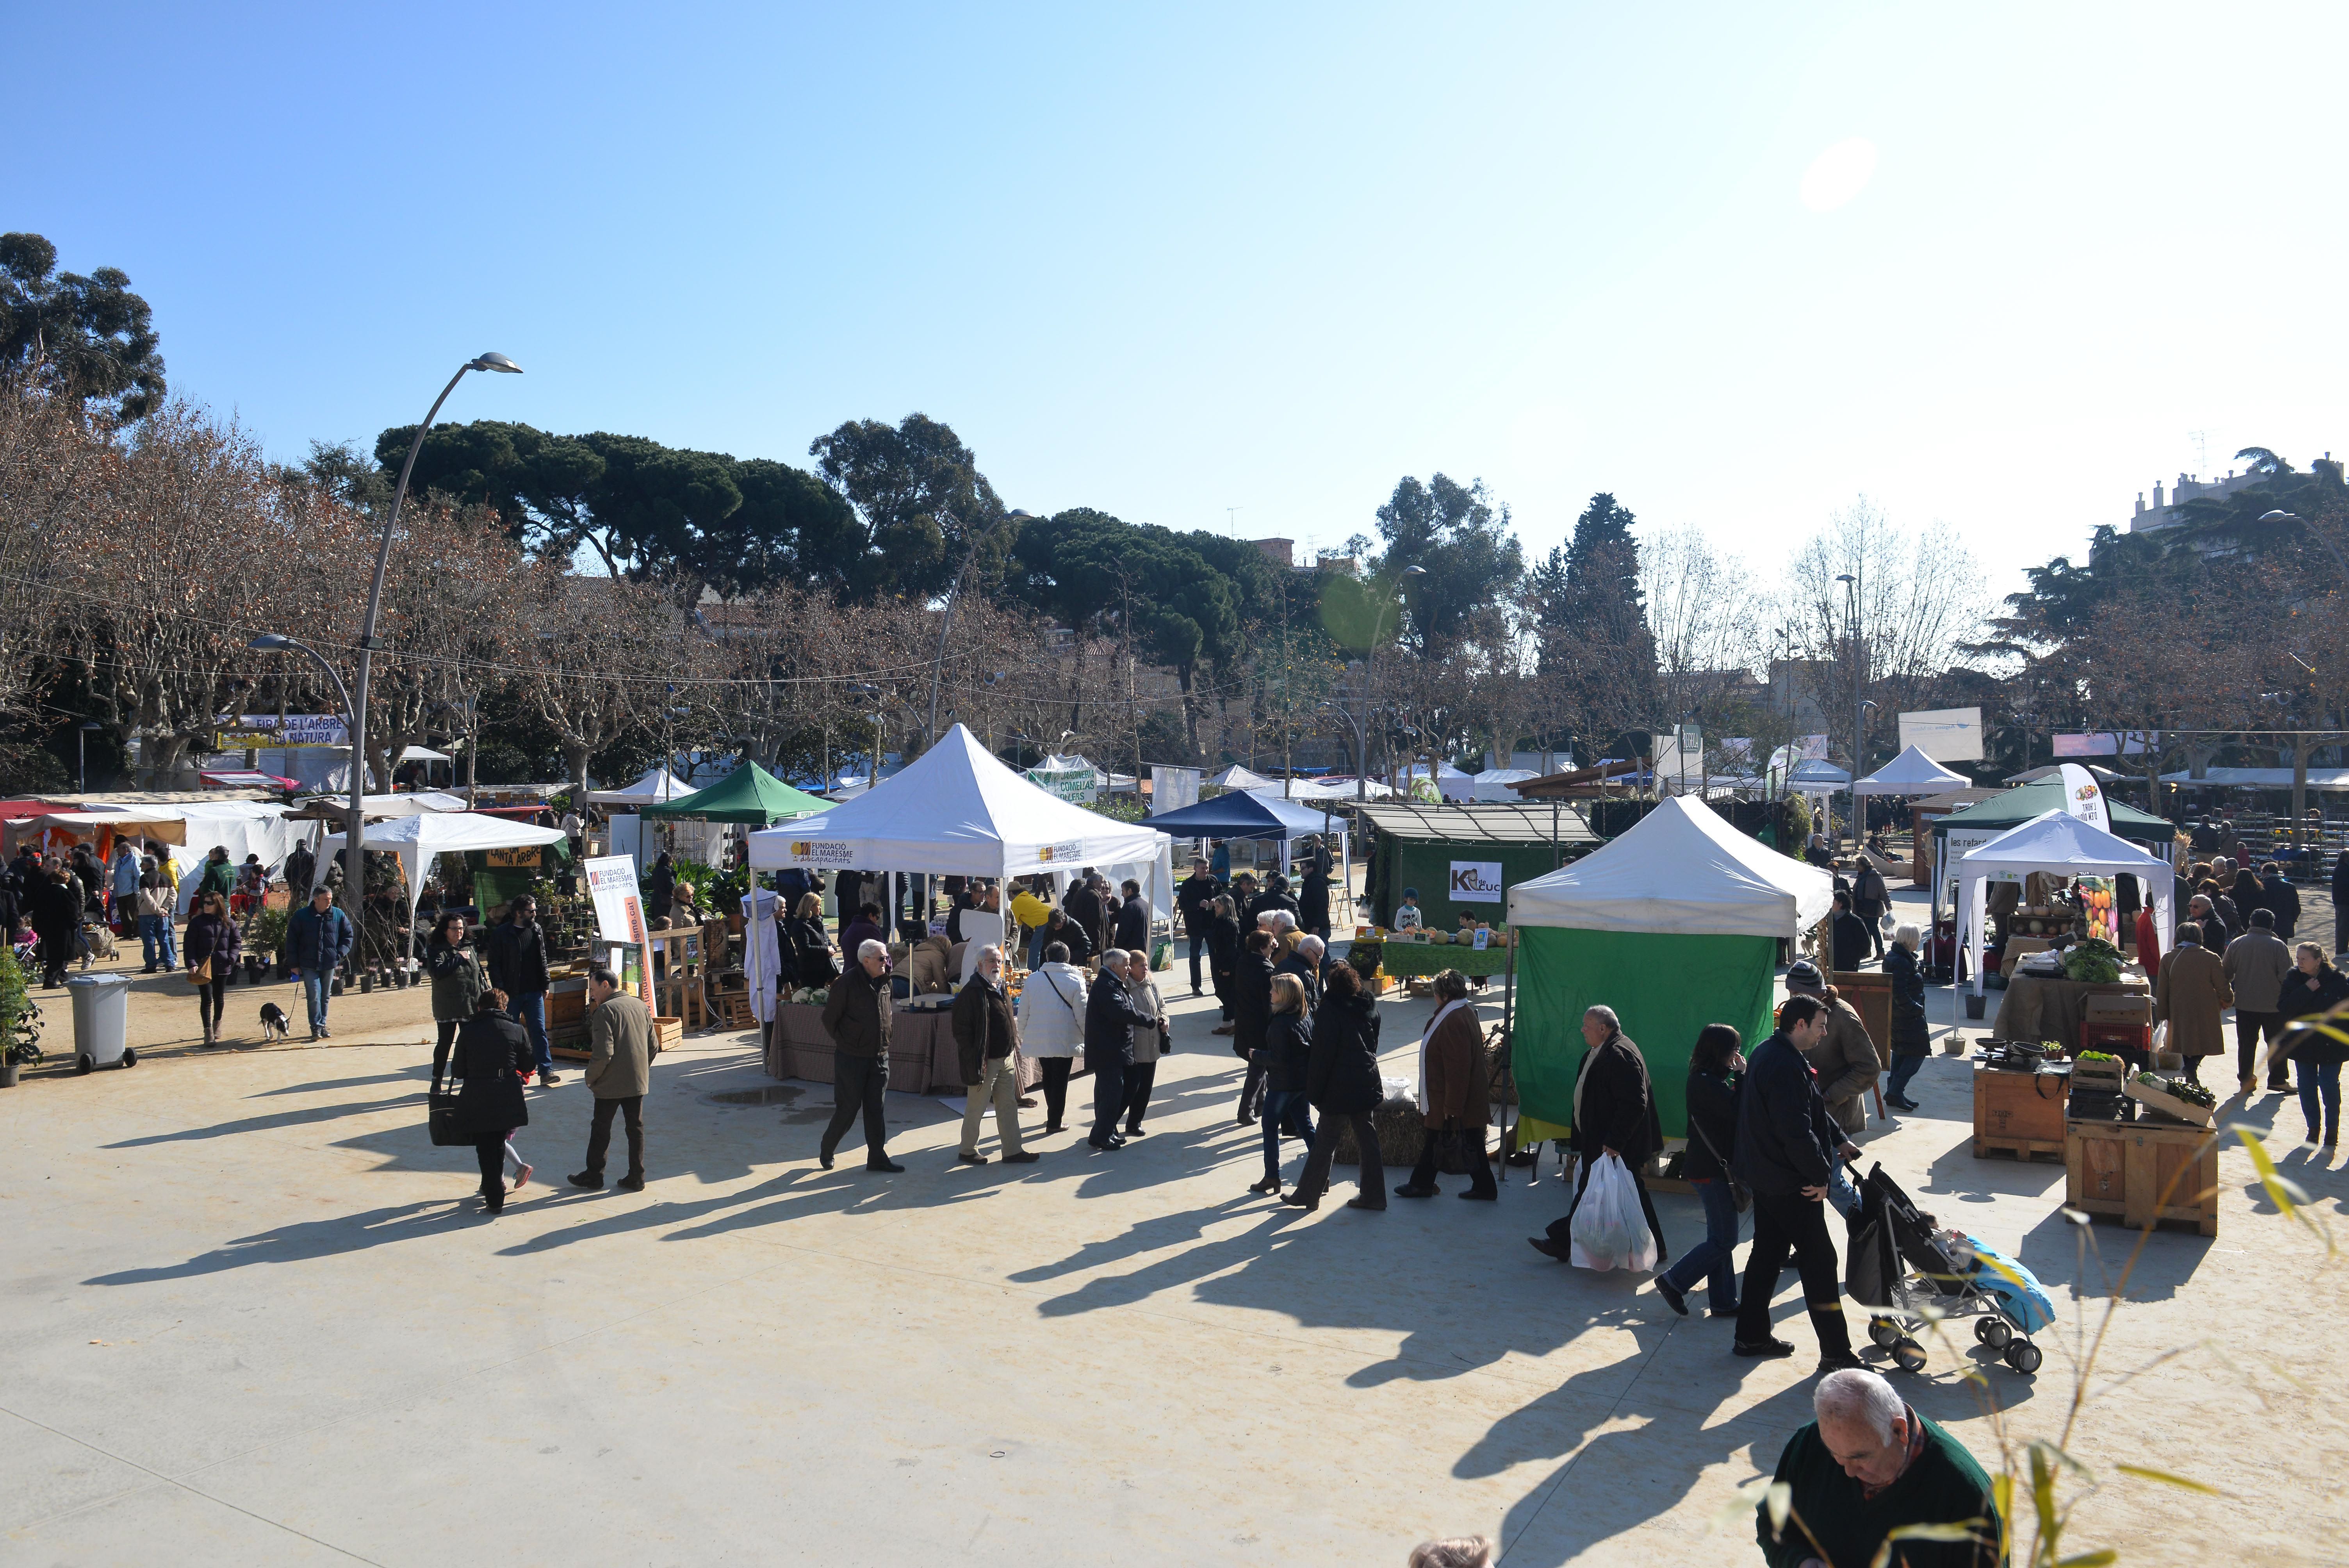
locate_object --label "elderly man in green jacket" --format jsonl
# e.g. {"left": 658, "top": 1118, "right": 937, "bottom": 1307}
{"left": 1758, "top": 1368, "right": 2001, "bottom": 1568}
{"left": 570, "top": 967, "right": 652, "bottom": 1193}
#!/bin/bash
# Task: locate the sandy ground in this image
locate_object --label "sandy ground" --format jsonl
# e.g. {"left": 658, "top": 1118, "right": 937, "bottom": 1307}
{"left": 4, "top": 888, "right": 2345, "bottom": 1565}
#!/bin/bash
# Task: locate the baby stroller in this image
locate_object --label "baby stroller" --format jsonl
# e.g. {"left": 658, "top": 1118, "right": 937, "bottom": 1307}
{"left": 1847, "top": 1161, "right": 2053, "bottom": 1376}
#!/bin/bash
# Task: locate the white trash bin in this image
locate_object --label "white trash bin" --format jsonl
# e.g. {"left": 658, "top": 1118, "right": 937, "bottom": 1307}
{"left": 67, "top": 973, "right": 135, "bottom": 1073}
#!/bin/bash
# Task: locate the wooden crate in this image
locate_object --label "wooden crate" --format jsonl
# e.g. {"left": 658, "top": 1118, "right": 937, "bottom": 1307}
{"left": 1833, "top": 969, "right": 1894, "bottom": 1066}
{"left": 1973, "top": 1062, "right": 2068, "bottom": 1157}
{"left": 2065, "top": 1119, "right": 2219, "bottom": 1236}
{"left": 652, "top": 1015, "right": 684, "bottom": 1052}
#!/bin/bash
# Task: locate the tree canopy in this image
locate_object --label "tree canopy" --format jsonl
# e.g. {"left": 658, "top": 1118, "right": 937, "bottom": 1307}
{"left": 0, "top": 233, "right": 167, "bottom": 422}
{"left": 1372, "top": 473, "right": 1523, "bottom": 650}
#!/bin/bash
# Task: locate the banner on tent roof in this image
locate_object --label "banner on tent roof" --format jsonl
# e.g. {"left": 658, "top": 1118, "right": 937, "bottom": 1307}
{"left": 785, "top": 839, "right": 857, "bottom": 868}
{"left": 1896, "top": 707, "right": 1984, "bottom": 763}
{"left": 1450, "top": 860, "right": 1504, "bottom": 901}
{"left": 214, "top": 712, "right": 349, "bottom": 750}
{"left": 1035, "top": 840, "right": 1085, "bottom": 865}
{"left": 1027, "top": 764, "right": 1097, "bottom": 804}
{"left": 2059, "top": 763, "right": 2110, "bottom": 832}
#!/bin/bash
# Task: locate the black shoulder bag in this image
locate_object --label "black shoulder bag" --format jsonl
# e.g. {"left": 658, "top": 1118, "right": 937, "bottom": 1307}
{"left": 428, "top": 1040, "right": 471, "bottom": 1147}
{"left": 1688, "top": 1115, "right": 1750, "bottom": 1213}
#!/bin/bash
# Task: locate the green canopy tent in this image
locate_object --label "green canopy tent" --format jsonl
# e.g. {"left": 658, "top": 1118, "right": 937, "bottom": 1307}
{"left": 1501, "top": 796, "right": 1834, "bottom": 1147}
{"left": 637, "top": 764, "right": 830, "bottom": 825}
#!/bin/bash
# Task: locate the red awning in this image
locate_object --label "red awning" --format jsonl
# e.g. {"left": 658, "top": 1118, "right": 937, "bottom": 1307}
{"left": 198, "top": 770, "right": 301, "bottom": 791}
{"left": 0, "top": 799, "right": 56, "bottom": 821}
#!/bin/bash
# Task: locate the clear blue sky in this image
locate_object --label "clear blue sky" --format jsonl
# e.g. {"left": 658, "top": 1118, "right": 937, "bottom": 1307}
{"left": 9, "top": 3, "right": 2343, "bottom": 597}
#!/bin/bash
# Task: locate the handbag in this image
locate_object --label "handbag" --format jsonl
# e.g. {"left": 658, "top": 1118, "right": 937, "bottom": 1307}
{"left": 1688, "top": 1117, "right": 1751, "bottom": 1213}
{"left": 189, "top": 956, "right": 212, "bottom": 985}
{"left": 1427, "top": 1124, "right": 1485, "bottom": 1176}
{"left": 427, "top": 1057, "right": 471, "bottom": 1147}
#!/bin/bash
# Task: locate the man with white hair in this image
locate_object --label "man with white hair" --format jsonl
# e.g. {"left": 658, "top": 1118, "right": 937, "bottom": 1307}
{"left": 951, "top": 944, "right": 1037, "bottom": 1165}
{"left": 817, "top": 939, "right": 904, "bottom": 1173}
{"left": 1756, "top": 1367, "right": 2001, "bottom": 1568}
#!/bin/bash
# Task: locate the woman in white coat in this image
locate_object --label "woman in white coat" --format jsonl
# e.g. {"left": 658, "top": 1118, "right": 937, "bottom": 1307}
{"left": 1018, "top": 940, "right": 1089, "bottom": 1134}
{"left": 1121, "top": 958, "right": 1171, "bottom": 1136}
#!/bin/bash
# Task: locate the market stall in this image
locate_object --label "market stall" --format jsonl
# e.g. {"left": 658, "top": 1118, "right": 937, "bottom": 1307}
{"left": 1140, "top": 788, "right": 1346, "bottom": 904}
{"left": 1355, "top": 800, "right": 1597, "bottom": 933}
{"left": 1929, "top": 775, "right": 2174, "bottom": 917}
{"left": 1504, "top": 796, "right": 1833, "bottom": 1144}
{"left": 315, "top": 811, "right": 569, "bottom": 959}
{"left": 587, "top": 766, "right": 693, "bottom": 807}
{"left": 746, "top": 725, "right": 1173, "bottom": 1068}
{"left": 636, "top": 762, "right": 828, "bottom": 870}
{"left": 1953, "top": 810, "right": 2174, "bottom": 1014}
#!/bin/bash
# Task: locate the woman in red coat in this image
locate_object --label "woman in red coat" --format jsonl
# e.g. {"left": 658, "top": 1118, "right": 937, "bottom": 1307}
{"left": 2135, "top": 904, "right": 2162, "bottom": 985}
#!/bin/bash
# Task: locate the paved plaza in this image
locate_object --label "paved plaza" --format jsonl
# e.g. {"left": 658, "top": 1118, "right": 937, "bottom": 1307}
{"left": 5, "top": 927, "right": 2344, "bottom": 1566}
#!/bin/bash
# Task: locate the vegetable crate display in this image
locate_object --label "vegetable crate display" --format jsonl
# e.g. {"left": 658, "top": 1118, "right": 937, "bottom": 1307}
{"left": 2065, "top": 1119, "right": 2219, "bottom": 1236}
{"left": 1972, "top": 1058, "right": 2069, "bottom": 1162}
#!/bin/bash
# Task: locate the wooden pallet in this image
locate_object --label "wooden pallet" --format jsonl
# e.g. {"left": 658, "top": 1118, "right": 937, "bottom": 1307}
{"left": 1972, "top": 1134, "right": 2065, "bottom": 1163}
{"left": 2066, "top": 1119, "right": 2219, "bottom": 1237}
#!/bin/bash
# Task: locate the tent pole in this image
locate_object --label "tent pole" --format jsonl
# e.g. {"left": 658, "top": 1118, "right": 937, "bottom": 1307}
{"left": 1495, "top": 931, "right": 1518, "bottom": 1185}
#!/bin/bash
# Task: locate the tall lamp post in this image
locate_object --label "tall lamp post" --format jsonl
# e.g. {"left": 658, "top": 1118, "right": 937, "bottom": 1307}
{"left": 1836, "top": 571, "right": 1863, "bottom": 850}
{"left": 247, "top": 633, "right": 356, "bottom": 893}
{"left": 258, "top": 353, "right": 520, "bottom": 920}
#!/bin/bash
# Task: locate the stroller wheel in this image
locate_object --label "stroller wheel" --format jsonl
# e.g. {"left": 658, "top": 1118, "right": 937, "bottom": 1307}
{"left": 2004, "top": 1340, "right": 2042, "bottom": 1375}
{"left": 1892, "top": 1336, "right": 1928, "bottom": 1374}
{"left": 1868, "top": 1317, "right": 1901, "bottom": 1350}
{"left": 1983, "top": 1317, "right": 2014, "bottom": 1349}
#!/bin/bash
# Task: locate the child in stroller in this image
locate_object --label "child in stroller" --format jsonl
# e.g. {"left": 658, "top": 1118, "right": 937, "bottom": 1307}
{"left": 1847, "top": 1161, "right": 2054, "bottom": 1375}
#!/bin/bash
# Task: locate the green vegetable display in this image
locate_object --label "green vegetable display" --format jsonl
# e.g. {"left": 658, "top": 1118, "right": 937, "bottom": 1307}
{"left": 2062, "top": 937, "right": 2123, "bottom": 984}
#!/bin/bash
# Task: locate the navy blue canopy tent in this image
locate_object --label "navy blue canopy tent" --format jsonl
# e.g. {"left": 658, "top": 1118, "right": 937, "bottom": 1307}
{"left": 1142, "top": 788, "right": 1351, "bottom": 925}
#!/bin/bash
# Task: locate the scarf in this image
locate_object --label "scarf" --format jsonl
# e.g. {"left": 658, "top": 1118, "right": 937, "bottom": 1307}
{"left": 1417, "top": 998, "right": 1469, "bottom": 1112}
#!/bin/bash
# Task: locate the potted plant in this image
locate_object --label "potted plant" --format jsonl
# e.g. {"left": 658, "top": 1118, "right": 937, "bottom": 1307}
{"left": 0, "top": 947, "right": 41, "bottom": 1087}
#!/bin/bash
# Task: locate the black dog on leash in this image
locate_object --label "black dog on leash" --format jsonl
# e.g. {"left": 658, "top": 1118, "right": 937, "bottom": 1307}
{"left": 258, "top": 1002, "right": 291, "bottom": 1043}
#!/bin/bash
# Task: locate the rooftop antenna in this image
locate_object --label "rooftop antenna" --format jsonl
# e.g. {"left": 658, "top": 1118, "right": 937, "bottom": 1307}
{"left": 2188, "top": 429, "right": 2207, "bottom": 480}
{"left": 1226, "top": 506, "right": 1242, "bottom": 538}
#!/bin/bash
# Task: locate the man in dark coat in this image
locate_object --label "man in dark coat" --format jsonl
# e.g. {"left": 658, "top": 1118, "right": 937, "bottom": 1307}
{"left": 30, "top": 867, "right": 80, "bottom": 987}
{"left": 1231, "top": 930, "right": 1278, "bottom": 1123}
{"left": 1732, "top": 995, "right": 1863, "bottom": 1372}
{"left": 1850, "top": 861, "right": 1889, "bottom": 961}
{"left": 1041, "top": 907, "right": 1092, "bottom": 964}
{"left": 951, "top": 943, "right": 1037, "bottom": 1165}
{"left": 486, "top": 894, "right": 559, "bottom": 1085}
{"left": 1298, "top": 863, "right": 1332, "bottom": 940}
{"left": 1249, "top": 874, "right": 1298, "bottom": 928}
{"left": 818, "top": 939, "right": 903, "bottom": 1172}
{"left": 1061, "top": 874, "right": 1103, "bottom": 957}
{"left": 1177, "top": 860, "right": 1222, "bottom": 997}
{"left": 1829, "top": 891, "right": 1873, "bottom": 972}
{"left": 1276, "top": 933, "right": 1325, "bottom": 1010}
{"left": 1084, "top": 948, "right": 1148, "bottom": 1151}
{"left": 1530, "top": 1007, "right": 1667, "bottom": 1263}
{"left": 1113, "top": 879, "right": 1150, "bottom": 954}
{"left": 282, "top": 841, "right": 315, "bottom": 903}
{"left": 1283, "top": 963, "right": 1386, "bottom": 1210}
{"left": 2261, "top": 862, "right": 2301, "bottom": 941}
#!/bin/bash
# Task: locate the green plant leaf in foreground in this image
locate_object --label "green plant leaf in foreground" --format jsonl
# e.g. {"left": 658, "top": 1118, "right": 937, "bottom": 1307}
{"left": 2230, "top": 1125, "right": 2336, "bottom": 1254}
{"left": 2113, "top": 1463, "right": 2221, "bottom": 1495}
{"left": 2055, "top": 1551, "right": 2118, "bottom": 1566}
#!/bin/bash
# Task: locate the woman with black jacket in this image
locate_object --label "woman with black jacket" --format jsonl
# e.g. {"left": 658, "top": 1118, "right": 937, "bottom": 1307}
{"left": 1251, "top": 972, "right": 1317, "bottom": 1194}
{"left": 451, "top": 989, "right": 534, "bottom": 1214}
{"left": 2279, "top": 943, "right": 2349, "bottom": 1147}
{"left": 1284, "top": 963, "right": 1386, "bottom": 1212}
{"left": 1231, "top": 929, "right": 1277, "bottom": 1123}
{"left": 2333, "top": 852, "right": 2349, "bottom": 956}
{"left": 183, "top": 891, "right": 242, "bottom": 1045}
{"left": 1205, "top": 896, "right": 1242, "bottom": 1033}
{"left": 1882, "top": 925, "right": 1932, "bottom": 1111}
{"left": 1651, "top": 1024, "right": 1745, "bottom": 1318}
{"left": 783, "top": 893, "right": 838, "bottom": 988}
{"left": 425, "top": 911, "right": 486, "bottom": 1078}
{"left": 1298, "top": 866, "right": 1331, "bottom": 940}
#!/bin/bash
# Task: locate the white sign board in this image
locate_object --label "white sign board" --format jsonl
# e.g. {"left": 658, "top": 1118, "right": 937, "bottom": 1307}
{"left": 1449, "top": 860, "right": 1504, "bottom": 902}
{"left": 1652, "top": 725, "right": 1703, "bottom": 793}
{"left": 1898, "top": 707, "right": 1985, "bottom": 763}
{"left": 1150, "top": 765, "right": 1201, "bottom": 813}
{"left": 1939, "top": 826, "right": 2004, "bottom": 906}
{"left": 2054, "top": 731, "right": 2156, "bottom": 757}
{"left": 1027, "top": 765, "right": 1097, "bottom": 804}
{"left": 2058, "top": 763, "right": 2110, "bottom": 832}
{"left": 583, "top": 855, "right": 649, "bottom": 947}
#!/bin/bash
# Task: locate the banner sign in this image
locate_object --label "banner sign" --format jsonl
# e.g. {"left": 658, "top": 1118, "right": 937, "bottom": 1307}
{"left": 1150, "top": 765, "right": 1201, "bottom": 813}
{"left": 1027, "top": 765, "right": 1097, "bottom": 804}
{"left": 213, "top": 713, "right": 349, "bottom": 750}
{"left": 785, "top": 839, "right": 858, "bottom": 868}
{"left": 2058, "top": 763, "right": 2110, "bottom": 832}
{"left": 1939, "top": 827, "right": 2004, "bottom": 905}
{"left": 1449, "top": 860, "right": 1504, "bottom": 902}
{"left": 482, "top": 846, "right": 545, "bottom": 869}
{"left": 1898, "top": 707, "right": 1984, "bottom": 763}
{"left": 584, "top": 855, "right": 648, "bottom": 947}
{"left": 2053, "top": 731, "right": 2156, "bottom": 757}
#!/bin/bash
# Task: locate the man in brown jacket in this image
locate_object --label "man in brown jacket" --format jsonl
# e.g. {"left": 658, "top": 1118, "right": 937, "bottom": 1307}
{"left": 570, "top": 968, "right": 652, "bottom": 1192}
{"left": 819, "top": 939, "right": 903, "bottom": 1173}
{"left": 2154, "top": 921, "right": 2230, "bottom": 1086}
{"left": 1787, "top": 960, "right": 1881, "bottom": 1136}
{"left": 2226, "top": 908, "right": 2297, "bottom": 1094}
{"left": 1393, "top": 969, "right": 1494, "bottom": 1199}
{"left": 952, "top": 944, "right": 1037, "bottom": 1165}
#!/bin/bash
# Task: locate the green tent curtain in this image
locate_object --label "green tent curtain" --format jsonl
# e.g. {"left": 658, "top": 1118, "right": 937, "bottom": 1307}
{"left": 637, "top": 763, "right": 828, "bottom": 825}
{"left": 1512, "top": 926, "right": 1778, "bottom": 1144}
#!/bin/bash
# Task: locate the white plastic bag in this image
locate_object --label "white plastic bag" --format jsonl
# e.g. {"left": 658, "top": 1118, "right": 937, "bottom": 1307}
{"left": 1568, "top": 1153, "right": 1661, "bottom": 1273}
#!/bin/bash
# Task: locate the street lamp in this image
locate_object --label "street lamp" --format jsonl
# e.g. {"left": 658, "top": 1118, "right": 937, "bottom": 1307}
{"left": 2260, "top": 511, "right": 2349, "bottom": 583}
{"left": 1836, "top": 571, "right": 1862, "bottom": 851}
{"left": 335, "top": 353, "right": 520, "bottom": 914}
{"left": 249, "top": 633, "right": 361, "bottom": 904}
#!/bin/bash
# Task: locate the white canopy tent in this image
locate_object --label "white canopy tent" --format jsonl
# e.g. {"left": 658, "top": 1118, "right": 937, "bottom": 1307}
{"left": 1254, "top": 777, "right": 1393, "bottom": 804}
{"left": 1854, "top": 744, "right": 1970, "bottom": 797}
{"left": 1509, "top": 795, "right": 1835, "bottom": 940}
{"left": 1953, "top": 810, "right": 2173, "bottom": 997}
{"left": 587, "top": 766, "right": 694, "bottom": 807}
{"left": 315, "top": 811, "right": 569, "bottom": 957}
{"left": 167, "top": 802, "right": 305, "bottom": 916}
{"left": 4, "top": 807, "right": 188, "bottom": 854}
{"left": 1205, "top": 764, "right": 1278, "bottom": 790}
{"left": 750, "top": 724, "right": 1170, "bottom": 887}
{"left": 1472, "top": 768, "right": 1539, "bottom": 802}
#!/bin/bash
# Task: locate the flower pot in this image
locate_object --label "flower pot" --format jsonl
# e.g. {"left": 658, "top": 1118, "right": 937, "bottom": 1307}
{"left": 331, "top": 974, "right": 345, "bottom": 996}
{"left": 1964, "top": 994, "right": 1986, "bottom": 1020}
{"left": 358, "top": 971, "right": 374, "bottom": 993}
